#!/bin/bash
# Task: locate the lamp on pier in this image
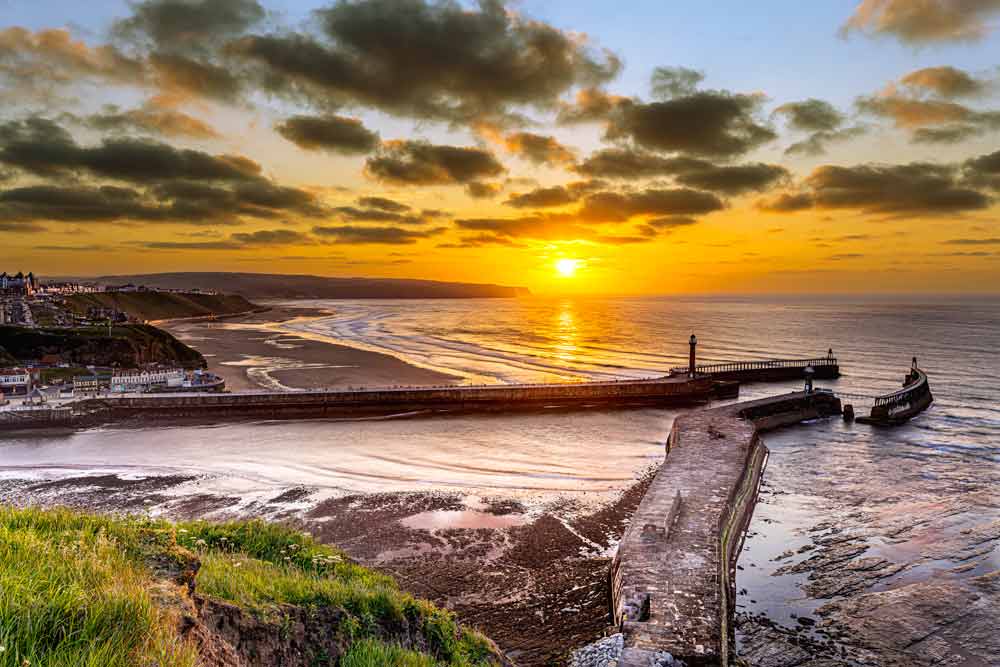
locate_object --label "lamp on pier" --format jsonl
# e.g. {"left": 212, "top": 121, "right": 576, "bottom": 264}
{"left": 804, "top": 364, "right": 815, "bottom": 394}
{"left": 689, "top": 334, "right": 697, "bottom": 378}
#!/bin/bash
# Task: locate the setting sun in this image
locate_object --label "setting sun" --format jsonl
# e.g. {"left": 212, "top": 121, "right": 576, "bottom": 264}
{"left": 555, "top": 258, "right": 581, "bottom": 277}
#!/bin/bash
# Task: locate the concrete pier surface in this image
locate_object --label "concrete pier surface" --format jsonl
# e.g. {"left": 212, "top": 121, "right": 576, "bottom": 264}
{"left": 610, "top": 391, "right": 842, "bottom": 666}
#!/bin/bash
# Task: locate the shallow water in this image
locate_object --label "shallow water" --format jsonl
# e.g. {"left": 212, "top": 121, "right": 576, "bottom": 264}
{"left": 3, "top": 295, "right": 999, "bottom": 654}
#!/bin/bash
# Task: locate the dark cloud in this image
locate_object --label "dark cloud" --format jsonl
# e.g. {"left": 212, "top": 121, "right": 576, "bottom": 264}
{"left": 504, "top": 180, "right": 603, "bottom": 209}
{"left": 505, "top": 186, "right": 576, "bottom": 209}
{"left": 755, "top": 192, "right": 816, "bottom": 213}
{"left": 145, "top": 229, "right": 312, "bottom": 250}
{"left": 573, "top": 147, "right": 786, "bottom": 194}
{"left": 774, "top": 99, "right": 845, "bottom": 132}
{"left": 85, "top": 105, "right": 219, "bottom": 139}
{"left": 312, "top": 224, "right": 445, "bottom": 244}
{"left": 605, "top": 92, "right": 777, "bottom": 157}
{"left": 357, "top": 196, "right": 410, "bottom": 212}
{"left": 0, "top": 185, "right": 169, "bottom": 223}
{"left": 785, "top": 126, "right": 867, "bottom": 156}
{"left": 900, "top": 66, "right": 988, "bottom": 98}
{"left": 0, "top": 118, "right": 259, "bottom": 183}
{"left": 574, "top": 147, "right": 681, "bottom": 179}
{"left": 672, "top": 162, "right": 788, "bottom": 195}
{"left": 332, "top": 205, "right": 428, "bottom": 225}
{"left": 644, "top": 216, "right": 698, "bottom": 231}
{"left": 503, "top": 132, "right": 575, "bottom": 166}
{"left": 276, "top": 115, "right": 380, "bottom": 154}
{"left": 230, "top": 0, "right": 620, "bottom": 125}
{"left": 773, "top": 162, "right": 992, "bottom": 216}
{"left": 438, "top": 233, "right": 526, "bottom": 248}
{"left": 650, "top": 66, "right": 704, "bottom": 99}
{"left": 113, "top": 0, "right": 265, "bottom": 52}
{"left": 556, "top": 87, "right": 630, "bottom": 124}
{"left": 464, "top": 182, "right": 503, "bottom": 199}
{"left": 944, "top": 237, "right": 1000, "bottom": 245}
{"left": 366, "top": 140, "right": 505, "bottom": 186}
{"left": 963, "top": 149, "right": 1000, "bottom": 190}
{"left": 148, "top": 52, "right": 243, "bottom": 103}
{"left": 0, "top": 221, "right": 46, "bottom": 233}
{"left": 856, "top": 91, "right": 1000, "bottom": 144}
{"left": 454, "top": 215, "right": 594, "bottom": 241}
{"left": 912, "top": 124, "right": 982, "bottom": 144}
{"left": 773, "top": 99, "right": 866, "bottom": 156}
{"left": 841, "top": 0, "right": 1000, "bottom": 43}
{"left": 577, "top": 188, "right": 724, "bottom": 222}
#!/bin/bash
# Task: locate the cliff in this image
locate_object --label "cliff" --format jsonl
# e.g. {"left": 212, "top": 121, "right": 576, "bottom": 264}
{"left": 88, "top": 272, "right": 531, "bottom": 299}
{"left": 0, "top": 324, "right": 206, "bottom": 368}
{"left": 63, "top": 291, "right": 260, "bottom": 322}
{"left": 0, "top": 506, "right": 509, "bottom": 667}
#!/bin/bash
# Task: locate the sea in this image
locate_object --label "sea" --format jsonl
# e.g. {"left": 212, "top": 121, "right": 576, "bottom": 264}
{"left": 2, "top": 295, "right": 998, "bottom": 643}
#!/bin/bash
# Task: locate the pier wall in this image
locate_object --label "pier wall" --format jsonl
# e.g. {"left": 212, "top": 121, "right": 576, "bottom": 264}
{"left": 610, "top": 391, "right": 842, "bottom": 666}
{"left": 68, "top": 376, "right": 720, "bottom": 423}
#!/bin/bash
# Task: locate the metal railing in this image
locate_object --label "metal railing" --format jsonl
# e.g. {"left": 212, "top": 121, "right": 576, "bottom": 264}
{"left": 671, "top": 357, "right": 838, "bottom": 376}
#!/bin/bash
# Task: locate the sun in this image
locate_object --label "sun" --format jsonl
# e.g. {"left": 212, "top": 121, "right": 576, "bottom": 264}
{"left": 555, "top": 258, "right": 581, "bottom": 277}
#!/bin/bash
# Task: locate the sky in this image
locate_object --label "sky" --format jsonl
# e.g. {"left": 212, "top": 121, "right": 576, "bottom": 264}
{"left": 2, "top": 0, "right": 1000, "bottom": 295}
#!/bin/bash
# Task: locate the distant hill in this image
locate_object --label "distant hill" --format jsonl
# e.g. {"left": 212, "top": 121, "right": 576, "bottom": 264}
{"left": 63, "top": 291, "right": 259, "bottom": 322}
{"left": 87, "top": 273, "right": 531, "bottom": 300}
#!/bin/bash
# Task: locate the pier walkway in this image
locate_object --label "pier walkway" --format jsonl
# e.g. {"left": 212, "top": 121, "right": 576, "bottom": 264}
{"left": 670, "top": 355, "right": 839, "bottom": 382}
{"left": 610, "top": 391, "right": 843, "bottom": 666}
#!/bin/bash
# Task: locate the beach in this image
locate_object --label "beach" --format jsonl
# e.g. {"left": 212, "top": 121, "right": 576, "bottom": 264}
{"left": 161, "top": 303, "right": 459, "bottom": 392}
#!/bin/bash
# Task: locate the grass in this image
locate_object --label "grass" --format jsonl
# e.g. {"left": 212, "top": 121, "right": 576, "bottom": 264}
{"left": 0, "top": 508, "right": 498, "bottom": 667}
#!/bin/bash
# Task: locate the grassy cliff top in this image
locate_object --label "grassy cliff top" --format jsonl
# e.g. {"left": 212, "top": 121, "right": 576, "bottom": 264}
{"left": 0, "top": 507, "right": 502, "bottom": 667}
{"left": 63, "top": 291, "right": 259, "bottom": 322}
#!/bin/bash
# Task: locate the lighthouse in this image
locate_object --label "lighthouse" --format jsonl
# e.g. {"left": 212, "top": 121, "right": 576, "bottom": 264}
{"left": 689, "top": 334, "right": 697, "bottom": 378}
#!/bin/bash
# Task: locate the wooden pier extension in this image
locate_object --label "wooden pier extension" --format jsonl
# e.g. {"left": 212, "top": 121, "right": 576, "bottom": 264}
{"left": 609, "top": 391, "right": 843, "bottom": 666}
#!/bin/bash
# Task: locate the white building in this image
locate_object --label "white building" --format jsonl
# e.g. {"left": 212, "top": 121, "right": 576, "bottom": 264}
{"left": 110, "top": 369, "right": 185, "bottom": 393}
{"left": 0, "top": 368, "right": 35, "bottom": 395}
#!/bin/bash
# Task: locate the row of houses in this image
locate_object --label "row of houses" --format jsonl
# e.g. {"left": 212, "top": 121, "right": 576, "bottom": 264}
{"left": 0, "top": 272, "right": 38, "bottom": 297}
{"left": 2, "top": 367, "right": 225, "bottom": 397}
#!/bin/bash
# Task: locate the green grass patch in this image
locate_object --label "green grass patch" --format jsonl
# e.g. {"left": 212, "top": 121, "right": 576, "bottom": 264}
{"left": 0, "top": 509, "right": 498, "bottom": 667}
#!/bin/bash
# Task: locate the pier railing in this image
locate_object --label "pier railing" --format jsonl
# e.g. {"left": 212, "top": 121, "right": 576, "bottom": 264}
{"left": 856, "top": 366, "right": 933, "bottom": 425}
{"left": 670, "top": 357, "right": 838, "bottom": 376}
{"left": 874, "top": 367, "right": 931, "bottom": 410}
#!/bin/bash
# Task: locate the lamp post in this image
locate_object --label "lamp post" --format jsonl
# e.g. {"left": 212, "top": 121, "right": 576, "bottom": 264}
{"left": 804, "top": 364, "right": 815, "bottom": 394}
{"left": 689, "top": 334, "right": 697, "bottom": 378}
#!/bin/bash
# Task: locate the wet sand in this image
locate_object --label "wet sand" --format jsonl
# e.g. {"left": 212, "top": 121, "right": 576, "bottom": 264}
{"left": 161, "top": 304, "right": 459, "bottom": 392}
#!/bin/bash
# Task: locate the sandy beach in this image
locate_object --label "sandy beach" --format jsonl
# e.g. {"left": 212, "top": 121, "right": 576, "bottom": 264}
{"left": 161, "top": 303, "right": 459, "bottom": 392}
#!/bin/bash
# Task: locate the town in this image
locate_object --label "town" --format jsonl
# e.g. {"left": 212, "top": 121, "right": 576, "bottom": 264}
{"left": 0, "top": 269, "right": 227, "bottom": 408}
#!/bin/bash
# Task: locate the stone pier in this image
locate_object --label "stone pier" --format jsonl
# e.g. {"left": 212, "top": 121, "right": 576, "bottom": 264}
{"left": 610, "top": 391, "right": 842, "bottom": 666}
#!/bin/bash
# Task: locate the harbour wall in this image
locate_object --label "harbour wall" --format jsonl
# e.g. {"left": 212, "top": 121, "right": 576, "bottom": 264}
{"left": 610, "top": 391, "right": 842, "bottom": 666}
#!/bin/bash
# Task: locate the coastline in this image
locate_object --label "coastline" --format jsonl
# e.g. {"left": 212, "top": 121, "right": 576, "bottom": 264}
{"left": 159, "top": 302, "right": 460, "bottom": 392}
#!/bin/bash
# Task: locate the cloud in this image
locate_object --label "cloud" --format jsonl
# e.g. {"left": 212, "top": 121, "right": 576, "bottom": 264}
{"left": 605, "top": 92, "right": 777, "bottom": 157}
{"left": 503, "top": 180, "right": 603, "bottom": 209}
{"left": 503, "top": 132, "right": 575, "bottom": 166}
{"left": 755, "top": 192, "right": 817, "bottom": 213}
{"left": 556, "top": 87, "right": 630, "bottom": 124}
{"left": 762, "top": 162, "right": 991, "bottom": 216}
{"left": 963, "top": 148, "right": 1000, "bottom": 189}
{"left": 312, "top": 224, "right": 445, "bottom": 244}
{"left": 900, "top": 66, "right": 988, "bottom": 98}
{"left": 113, "top": 0, "right": 266, "bottom": 52}
{"left": 366, "top": 140, "right": 505, "bottom": 186}
{"left": 577, "top": 188, "right": 724, "bottom": 222}
{"left": 841, "top": 0, "right": 1000, "bottom": 43}
{"left": 332, "top": 205, "right": 429, "bottom": 225}
{"left": 785, "top": 126, "right": 867, "bottom": 156}
{"left": 465, "top": 182, "right": 503, "bottom": 199}
{"left": 943, "top": 237, "right": 1000, "bottom": 245}
{"left": 0, "top": 221, "right": 46, "bottom": 233}
{"left": 650, "top": 66, "right": 705, "bottom": 99}
{"left": 144, "top": 228, "right": 310, "bottom": 250}
{"left": 229, "top": 0, "right": 620, "bottom": 125}
{"left": 85, "top": 105, "right": 219, "bottom": 139}
{"left": 148, "top": 52, "right": 243, "bottom": 104}
{"left": 774, "top": 99, "right": 845, "bottom": 132}
{"left": 438, "top": 233, "right": 526, "bottom": 248}
{"left": 911, "top": 124, "right": 983, "bottom": 144}
{"left": 0, "top": 185, "right": 171, "bottom": 223}
{"left": 573, "top": 147, "right": 786, "bottom": 194}
{"left": 275, "top": 115, "right": 380, "bottom": 154}
{"left": 357, "top": 196, "right": 410, "bottom": 212}
{"left": 0, "top": 118, "right": 259, "bottom": 183}
{"left": 0, "top": 27, "right": 146, "bottom": 99}
{"left": 454, "top": 214, "right": 597, "bottom": 241}
{"left": 856, "top": 94, "right": 976, "bottom": 128}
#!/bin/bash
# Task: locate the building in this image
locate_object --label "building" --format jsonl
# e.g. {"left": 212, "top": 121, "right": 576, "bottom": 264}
{"left": 110, "top": 368, "right": 185, "bottom": 393}
{"left": 0, "top": 368, "right": 40, "bottom": 395}
{"left": 0, "top": 272, "right": 38, "bottom": 297}
{"left": 73, "top": 375, "right": 107, "bottom": 393}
